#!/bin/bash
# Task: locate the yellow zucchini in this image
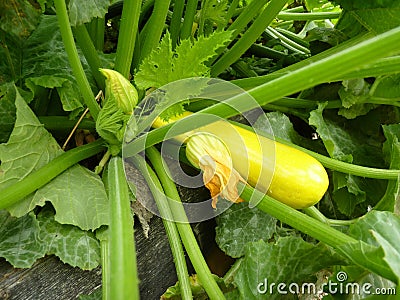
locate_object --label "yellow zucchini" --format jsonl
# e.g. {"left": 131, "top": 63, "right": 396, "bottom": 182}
{"left": 152, "top": 111, "right": 329, "bottom": 209}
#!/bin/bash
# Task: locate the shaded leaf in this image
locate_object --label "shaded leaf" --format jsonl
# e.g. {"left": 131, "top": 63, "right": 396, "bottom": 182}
{"left": 68, "top": 0, "right": 111, "bottom": 27}
{"left": 216, "top": 202, "right": 276, "bottom": 258}
{"left": 0, "top": 83, "right": 17, "bottom": 143}
{"left": 22, "top": 15, "right": 95, "bottom": 112}
{"left": 309, "top": 103, "right": 384, "bottom": 167}
{"left": 0, "top": 0, "right": 41, "bottom": 40}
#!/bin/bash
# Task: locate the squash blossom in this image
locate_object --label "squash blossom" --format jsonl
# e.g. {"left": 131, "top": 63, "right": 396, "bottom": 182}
{"left": 99, "top": 68, "right": 138, "bottom": 114}
{"left": 152, "top": 111, "right": 329, "bottom": 209}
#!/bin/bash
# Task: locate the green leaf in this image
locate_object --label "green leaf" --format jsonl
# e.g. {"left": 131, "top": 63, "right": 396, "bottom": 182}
{"left": 135, "top": 30, "right": 233, "bottom": 89}
{"left": 0, "top": 30, "right": 22, "bottom": 84}
{"left": 198, "top": 0, "right": 229, "bottom": 28}
{"left": 0, "top": 208, "right": 101, "bottom": 269}
{"left": 215, "top": 202, "right": 276, "bottom": 258}
{"left": 232, "top": 237, "right": 344, "bottom": 299}
{"left": 0, "top": 87, "right": 108, "bottom": 230}
{"left": 338, "top": 210, "right": 400, "bottom": 283}
{"left": 254, "top": 111, "right": 328, "bottom": 155}
{"left": 38, "top": 209, "right": 101, "bottom": 270}
{"left": 338, "top": 78, "right": 375, "bottom": 119}
{"left": 162, "top": 274, "right": 232, "bottom": 300}
{"left": 375, "top": 124, "right": 400, "bottom": 213}
{"left": 353, "top": 8, "right": 400, "bottom": 34}
{"left": 21, "top": 15, "right": 100, "bottom": 112}
{"left": 0, "top": 0, "right": 41, "bottom": 40}
{"left": 333, "top": 1, "right": 400, "bottom": 33}
{"left": 309, "top": 103, "right": 385, "bottom": 167}
{"left": 135, "top": 30, "right": 232, "bottom": 120}
{"left": 0, "top": 210, "right": 45, "bottom": 268}
{"left": 68, "top": 0, "right": 111, "bottom": 27}
{"left": 331, "top": 173, "right": 386, "bottom": 216}
{"left": 0, "top": 83, "right": 17, "bottom": 143}
{"left": 371, "top": 74, "right": 400, "bottom": 100}
{"left": 78, "top": 289, "right": 102, "bottom": 300}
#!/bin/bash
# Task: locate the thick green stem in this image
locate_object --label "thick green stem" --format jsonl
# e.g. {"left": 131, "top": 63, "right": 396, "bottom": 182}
{"left": 73, "top": 24, "right": 105, "bottom": 90}
{"left": 170, "top": 0, "right": 185, "bottom": 47}
{"left": 94, "top": 18, "right": 105, "bottom": 50}
{"left": 139, "top": 0, "right": 171, "bottom": 63}
{"left": 131, "top": 154, "right": 193, "bottom": 300}
{"left": 228, "top": 0, "right": 268, "bottom": 41}
{"left": 145, "top": 147, "right": 225, "bottom": 300}
{"left": 115, "top": 0, "right": 141, "bottom": 78}
{"left": 231, "top": 33, "right": 375, "bottom": 91}
{"left": 240, "top": 183, "right": 397, "bottom": 282}
{"left": 0, "top": 139, "right": 106, "bottom": 209}
{"left": 53, "top": 0, "right": 100, "bottom": 120}
{"left": 180, "top": 0, "right": 198, "bottom": 40}
{"left": 277, "top": 11, "right": 341, "bottom": 21}
{"left": 211, "top": 0, "right": 288, "bottom": 76}
{"left": 106, "top": 157, "right": 139, "bottom": 299}
{"left": 123, "top": 28, "right": 400, "bottom": 158}
{"left": 197, "top": 0, "right": 208, "bottom": 36}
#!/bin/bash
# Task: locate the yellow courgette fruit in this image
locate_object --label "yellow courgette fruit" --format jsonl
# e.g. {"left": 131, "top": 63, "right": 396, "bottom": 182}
{"left": 152, "top": 111, "right": 329, "bottom": 209}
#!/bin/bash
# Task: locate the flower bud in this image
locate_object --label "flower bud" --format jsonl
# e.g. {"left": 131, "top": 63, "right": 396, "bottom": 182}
{"left": 100, "top": 69, "right": 138, "bottom": 114}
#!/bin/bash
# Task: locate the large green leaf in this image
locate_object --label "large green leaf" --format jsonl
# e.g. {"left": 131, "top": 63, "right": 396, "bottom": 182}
{"left": 68, "top": 0, "right": 111, "bottom": 27}
{"left": 0, "top": 30, "right": 23, "bottom": 84}
{"left": 135, "top": 30, "right": 233, "bottom": 89}
{"left": 0, "top": 208, "right": 101, "bottom": 269}
{"left": 254, "top": 111, "right": 327, "bottom": 155}
{"left": 337, "top": 210, "right": 400, "bottom": 283}
{"left": 0, "top": 88, "right": 108, "bottom": 230}
{"left": 309, "top": 103, "right": 383, "bottom": 165}
{"left": 0, "top": 210, "right": 45, "bottom": 268}
{"left": 233, "top": 237, "right": 344, "bottom": 299}
{"left": 215, "top": 202, "right": 276, "bottom": 258}
{"left": 38, "top": 209, "right": 100, "bottom": 270}
{"left": 333, "top": 0, "right": 400, "bottom": 33}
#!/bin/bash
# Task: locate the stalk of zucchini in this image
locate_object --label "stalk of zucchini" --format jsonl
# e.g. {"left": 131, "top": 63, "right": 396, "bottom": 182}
{"left": 152, "top": 111, "right": 329, "bottom": 209}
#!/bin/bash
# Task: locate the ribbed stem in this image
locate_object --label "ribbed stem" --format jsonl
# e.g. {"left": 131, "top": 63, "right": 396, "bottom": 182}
{"left": 54, "top": 0, "right": 100, "bottom": 119}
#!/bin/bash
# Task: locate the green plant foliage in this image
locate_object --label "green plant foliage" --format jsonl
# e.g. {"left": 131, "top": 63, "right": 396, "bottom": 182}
{"left": 0, "top": 0, "right": 42, "bottom": 40}
{"left": 135, "top": 30, "right": 233, "bottom": 89}
{"left": 232, "top": 237, "right": 344, "bottom": 299}
{"left": 68, "top": 0, "right": 112, "bottom": 27}
{"left": 0, "top": 87, "right": 108, "bottom": 230}
{"left": 338, "top": 210, "right": 400, "bottom": 283}
{"left": 215, "top": 202, "right": 277, "bottom": 258}
{"left": 0, "top": 208, "right": 101, "bottom": 269}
